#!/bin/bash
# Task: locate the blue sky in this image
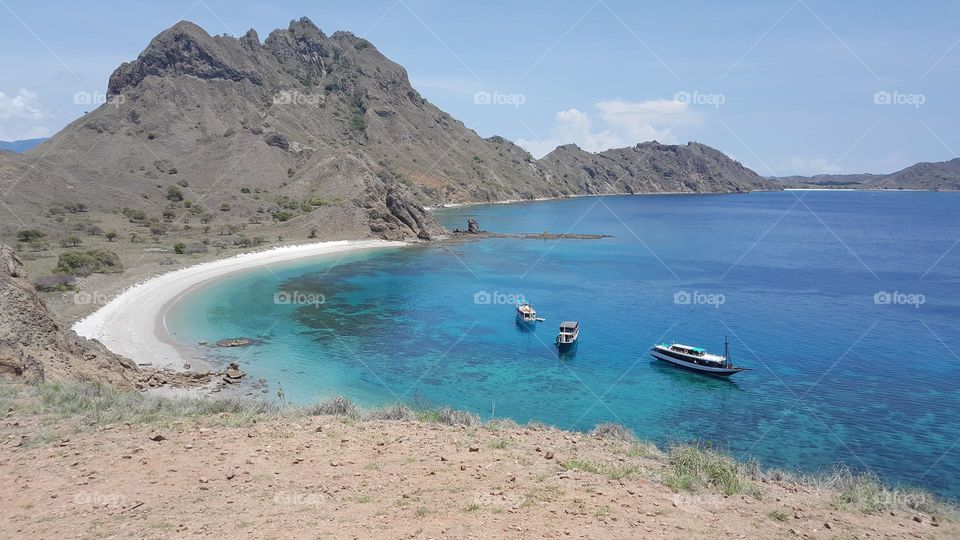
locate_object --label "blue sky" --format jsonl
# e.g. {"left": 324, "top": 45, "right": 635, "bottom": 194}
{"left": 0, "top": 0, "right": 957, "bottom": 175}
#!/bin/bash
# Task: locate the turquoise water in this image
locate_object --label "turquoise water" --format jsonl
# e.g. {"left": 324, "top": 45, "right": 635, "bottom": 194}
{"left": 166, "top": 191, "right": 960, "bottom": 498}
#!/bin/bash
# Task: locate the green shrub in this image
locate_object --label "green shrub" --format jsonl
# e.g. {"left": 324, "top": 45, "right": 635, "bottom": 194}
{"left": 53, "top": 249, "right": 123, "bottom": 276}
{"left": 272, "top": 210, "right": 294, "bottom": 222}
{"left": 350, "top": 111, "right": 366, "bottom": 132}
{"left": 16, "top": 229, "right": 45, "bottom": 242}
{"left": 166, "top": 186, "right": 183, "bottom": 202}
{"left": 665, "top": 444, "right": 750, "bottom": 496}
{"left": 173, "top": 243, "right": 186, "bottom": 254}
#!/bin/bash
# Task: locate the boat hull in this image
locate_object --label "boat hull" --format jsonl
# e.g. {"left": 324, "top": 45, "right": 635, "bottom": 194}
{"left": 650, "top": 350, "right": 744, "bottom": 376}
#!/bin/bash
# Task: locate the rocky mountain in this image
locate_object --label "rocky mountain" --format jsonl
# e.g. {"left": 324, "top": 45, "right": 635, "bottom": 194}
{"left": 0, "top": 138, "right": 47, "bottom": 153}
{"left": 0, "top": 244, "right": 138, "bottom": 385}
{"left": 541, "top": 141, "right": 774, "bottom": 195}
{"left": 773, "top": 158, "right": 960, "bottom": 191}
{"left": 1, "top": 18, "right": 773, "bottom": 248}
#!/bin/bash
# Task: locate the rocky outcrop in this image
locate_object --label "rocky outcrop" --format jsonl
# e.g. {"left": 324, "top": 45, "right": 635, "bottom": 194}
{"left": 364, "top": 185, "right": 445, "bottom": 241}
{"left": 0, "top": 244, "right": 139, "bottom": 386}
{"left": 541, "top": 141, "right": 776, "bottom": 195}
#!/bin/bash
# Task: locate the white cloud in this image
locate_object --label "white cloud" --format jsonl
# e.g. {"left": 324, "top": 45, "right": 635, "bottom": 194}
{"left": 0, "top": 88, "right": 54, "bottom": 141}
{"left": 784, "top": 157, "right": 842, "bottom": 176}
{"left": 0, "top": 89, "right": 51, "bottom": 121}
{"left": 516, "top": 98, "right": 700, "bottom": 158}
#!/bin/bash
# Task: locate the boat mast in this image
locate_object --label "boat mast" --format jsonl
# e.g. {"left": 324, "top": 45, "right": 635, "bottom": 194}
{"left": 724, "top": 336, "right": 730, "bottom": 368}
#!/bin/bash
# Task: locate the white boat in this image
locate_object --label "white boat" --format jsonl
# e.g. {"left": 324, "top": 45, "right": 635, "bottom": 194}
{"left": 556, "top": 320, "right": 580, "bottom": 350}
{"left": 515, "top": 300, "right": 543, "bottom": 326}
{"left": 650, "top": 338, "right": 746, "bottom": 376}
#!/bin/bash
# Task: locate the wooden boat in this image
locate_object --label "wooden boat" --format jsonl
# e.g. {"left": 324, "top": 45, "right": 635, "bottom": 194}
{"left": 650, "top": 337, "right": 746, "bottom": 376}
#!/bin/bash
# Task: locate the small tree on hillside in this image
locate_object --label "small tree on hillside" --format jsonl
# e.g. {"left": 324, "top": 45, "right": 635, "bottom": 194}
{"left": 17, "top": 229, "right": 45, "bottom": 243}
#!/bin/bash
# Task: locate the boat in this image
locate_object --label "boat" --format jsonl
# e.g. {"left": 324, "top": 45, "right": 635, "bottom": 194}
{"left": 650, "top": 337, "right": 746, "bottom": 376}
{"left": 515, "top": 299, "right": 543, "bottom": 326}
{"left": 555, "top": 320, "right": 580, "bottom": 350}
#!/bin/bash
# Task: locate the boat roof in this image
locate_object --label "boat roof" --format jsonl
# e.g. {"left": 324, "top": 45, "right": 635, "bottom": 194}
{"left": 672, "top": 343, "right": 706, "bottom": 353}
{"left": 560, "top": 321, "right": 579, "bottom": 328}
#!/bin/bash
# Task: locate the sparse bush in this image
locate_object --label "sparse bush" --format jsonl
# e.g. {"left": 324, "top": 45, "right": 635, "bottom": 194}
{"left": 418, "top": 406, "right": 480, "bottom": 426}
{"left": 365, "top": 403, "right": 416, "bottom": 421}
{"left": 220, "top": 203, "right": 231, "bottom": 212}
{"left": 590, "top": 422, "right": 636, "bottom": 442}
{"left": 561, "top": 459, "right": 639, "bottom": 480}
{"left": 33, "top": 274, "right": 77, "bottom": 292}
{"left": 105, "top": 231, "right": 118, "bottom": 242}
{"left": 173, "top": 242, "right": 186, "bottom": 254}
{"left": 665, "top": 444, "right": 751, "bottom": 496}
{"left": 166, "top": 186, "right": 184, "bottom": 202}
{"left": 162, "top": 209, "right": 176, "bottom": 221}
{"left": 60, "top": 236, "right": 83, "bottom": 248}
{"left": 122, "top": 208, "right": 147, "bottom": 223}
{"left": 28, "top": 240, "right": 49, "bottom": 252}
{"left": 272, "top": 210, "right": 294, "bottom": 222}
{"left": 240, "top": 187, "right": 251, "bottom": 194}
{"left": 304, "top": 395, "right": 360, "bottom": 418}
{"left": 86, "top": 225, "right": 103, "bottom": 236}
{"left": 350, "top": 110, "right": 366, "bottom": 132}
{"left": 821, "top": 466, "right": 947, "bottom": 515}
{"left": 53, "top": 249, "right": 123, "bottom": 276}
{"left": 16, "top": 229, "right": 45, "bottom": 243}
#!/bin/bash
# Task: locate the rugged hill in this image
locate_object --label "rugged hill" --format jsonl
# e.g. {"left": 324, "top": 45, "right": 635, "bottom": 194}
{"left": 542, "top": 141, "right": 775, "bottom": 194}
{"left": 2, "top": 17, "right": 773, "bottom": 249}
{"left": 0, "top": 244, "right": 138, "bottom": 385}
{"left": 773, "top": 158, "right": 960, "bottom": 191}
{"left": 876, "top": 158, "right": 960, "bottom": 190}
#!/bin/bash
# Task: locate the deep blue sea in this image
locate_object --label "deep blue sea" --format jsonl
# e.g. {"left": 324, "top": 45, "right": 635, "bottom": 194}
{"left": 166, "top": 191, "right": 960, "bottom": 498}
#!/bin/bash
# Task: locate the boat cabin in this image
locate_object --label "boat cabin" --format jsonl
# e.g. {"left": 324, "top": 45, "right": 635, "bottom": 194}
{"left": 670, "top": 344, "right": 706, "bottom": 357}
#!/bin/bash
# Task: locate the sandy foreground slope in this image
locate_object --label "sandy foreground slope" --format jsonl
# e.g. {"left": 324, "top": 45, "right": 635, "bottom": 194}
{"left": 0, "top": 387, "right": 953, "bottom": 539}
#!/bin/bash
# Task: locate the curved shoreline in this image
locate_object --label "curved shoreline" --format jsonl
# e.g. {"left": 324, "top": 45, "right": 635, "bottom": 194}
{"left": 73, "top": 240, "right": 408, "bottom": 371}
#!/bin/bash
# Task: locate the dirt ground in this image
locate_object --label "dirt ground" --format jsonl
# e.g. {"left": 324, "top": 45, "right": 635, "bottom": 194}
{"left": 1, "top": 393, "right": 953, "bottom": 539}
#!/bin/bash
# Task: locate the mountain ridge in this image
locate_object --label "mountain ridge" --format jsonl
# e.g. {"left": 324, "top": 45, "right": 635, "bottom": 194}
{"left": 772, "top": 157, "right": 960, "bottom": 190}
{"left": 3, "top": 17, "right": 775, "bottom": 248}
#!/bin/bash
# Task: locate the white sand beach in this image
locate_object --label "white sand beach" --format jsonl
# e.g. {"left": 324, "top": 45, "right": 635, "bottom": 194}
{"left": 73, "top": 240, "right": 407, "bottom": 371}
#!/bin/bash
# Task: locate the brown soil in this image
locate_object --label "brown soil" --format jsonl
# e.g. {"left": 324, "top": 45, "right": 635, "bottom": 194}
{"left": 1, "top": 387, "right": 953, "bottom": 539}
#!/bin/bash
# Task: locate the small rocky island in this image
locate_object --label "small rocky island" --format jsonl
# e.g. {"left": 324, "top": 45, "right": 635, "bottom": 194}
{"left": 451, "top": 219, "right": 611, "bottom": 240}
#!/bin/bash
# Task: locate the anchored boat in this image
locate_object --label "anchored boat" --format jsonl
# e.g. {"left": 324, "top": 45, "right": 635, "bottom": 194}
{"left": 650, "top": 337, "right": 746, "bottom": 376}
{"left": 515, "top": 299, "right": 544, "bottom": 326}
{"left": 556, "top": 320, "right": 580, "bottom": 351}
